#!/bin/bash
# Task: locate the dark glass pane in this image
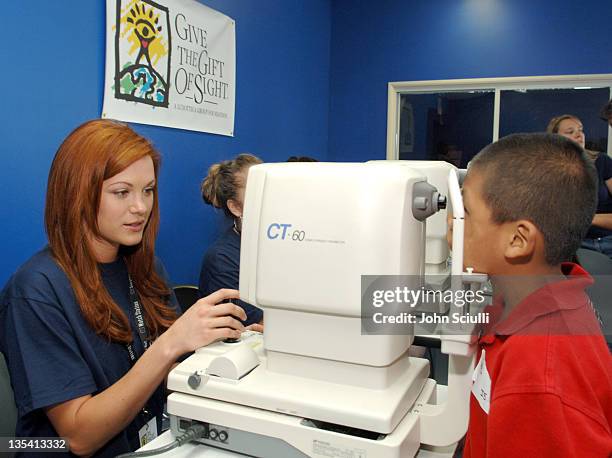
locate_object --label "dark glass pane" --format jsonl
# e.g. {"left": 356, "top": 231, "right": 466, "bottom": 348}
{"left": 499, "top": 87, "right": 609, "bottom": 152}
{"left": 399, "top": 92, "right": 494, "bottom": 167}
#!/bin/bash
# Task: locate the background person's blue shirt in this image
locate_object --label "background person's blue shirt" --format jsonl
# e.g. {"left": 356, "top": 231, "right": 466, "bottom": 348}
{"left": 587, "top": 152, "right": 612, "bottom": 239}
{"left": 199, "top": 226, "right": 263, "bottom": 325}
{"left": 0, "top": 247, "right": 179, "bottom": 457}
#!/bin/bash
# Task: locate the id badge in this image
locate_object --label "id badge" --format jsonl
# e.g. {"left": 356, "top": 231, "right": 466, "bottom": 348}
{"left": 138, "top": 416, "right": 158, "bottom": 447}
{"left": 471, "top": 348, "right": 491, "bottom": 414}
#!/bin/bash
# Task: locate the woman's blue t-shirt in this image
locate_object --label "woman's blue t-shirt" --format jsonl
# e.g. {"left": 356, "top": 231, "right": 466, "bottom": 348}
{"left": 587, "top": 153, "right": 612, "bottom": 239}
{"left": 0, "top": 247, "right": 178, "bottom": 457}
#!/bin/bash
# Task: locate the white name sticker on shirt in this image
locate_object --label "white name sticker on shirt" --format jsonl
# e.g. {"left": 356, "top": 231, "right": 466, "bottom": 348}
{"left": 138, "top": 416, "right": 158, "bottom": 447}
{"left": 471, "top": 348, "right": 491, "bottom": 414}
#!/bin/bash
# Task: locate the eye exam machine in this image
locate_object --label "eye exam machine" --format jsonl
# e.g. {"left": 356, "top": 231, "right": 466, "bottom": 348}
{"left": 167, "top": 161, "right": 478, "bottom": 457}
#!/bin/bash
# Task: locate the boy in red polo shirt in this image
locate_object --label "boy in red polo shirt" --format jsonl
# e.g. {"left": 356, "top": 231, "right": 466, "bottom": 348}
{"left": 455, "top": 133, "right": 612, "bottom": 457}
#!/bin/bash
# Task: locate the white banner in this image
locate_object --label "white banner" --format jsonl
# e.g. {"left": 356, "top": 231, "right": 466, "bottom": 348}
{"left": 102, "top": 0, "right": 235, "bottom": 136}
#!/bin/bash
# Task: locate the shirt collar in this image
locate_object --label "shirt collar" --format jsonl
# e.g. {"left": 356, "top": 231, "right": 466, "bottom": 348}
{"left": 479, "top": 263, "right": 593, "bottom": 342}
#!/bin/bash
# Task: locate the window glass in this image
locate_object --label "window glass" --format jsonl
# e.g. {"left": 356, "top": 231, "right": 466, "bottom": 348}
{"left": 399, "top": 91, "right": 494, "bottom": 167}
{"left": 499, "top": 87, "right": 609, "bottom": 152}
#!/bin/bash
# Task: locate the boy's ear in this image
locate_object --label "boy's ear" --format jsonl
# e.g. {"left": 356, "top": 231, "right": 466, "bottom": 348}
{"left": 504, "top": 220, "right": 539, "bottom": 262}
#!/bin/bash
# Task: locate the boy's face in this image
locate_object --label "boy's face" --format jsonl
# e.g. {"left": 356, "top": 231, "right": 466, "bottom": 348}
{"left": 459, "top": 169, "right": 505, "bottom": 274}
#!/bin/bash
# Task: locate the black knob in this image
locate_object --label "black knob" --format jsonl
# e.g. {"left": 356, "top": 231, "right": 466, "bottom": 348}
{"left": 437, "top": 194, "right": 447, "bottom": 210}
{"left": 188, "top": 372, "right": 201, "bottom": 389}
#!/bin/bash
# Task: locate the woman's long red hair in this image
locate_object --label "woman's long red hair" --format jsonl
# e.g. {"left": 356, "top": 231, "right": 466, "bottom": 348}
{"left": 45, "top": 119, "right": 177, "bottom": 343}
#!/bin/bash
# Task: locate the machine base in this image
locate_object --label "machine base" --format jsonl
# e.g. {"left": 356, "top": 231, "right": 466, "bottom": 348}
{"left": 168, "top": 378, "right": 437, "bottom": 458}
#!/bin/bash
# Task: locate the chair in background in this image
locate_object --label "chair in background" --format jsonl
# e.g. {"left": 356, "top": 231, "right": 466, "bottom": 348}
{"left": 173, "top": 285, "right": 201, "bottom": 313}
{"left": 575, "top": 248, "right": 612, "bottom": 350}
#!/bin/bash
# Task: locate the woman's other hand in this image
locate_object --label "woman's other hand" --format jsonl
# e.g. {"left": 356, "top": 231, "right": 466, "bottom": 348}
{"left": 246, "top": 322, "right": 264, "bottom": 333}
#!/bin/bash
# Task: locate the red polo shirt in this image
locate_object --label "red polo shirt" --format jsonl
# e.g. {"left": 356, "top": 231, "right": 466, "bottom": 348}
{"left": 463, "top": 263, "right": 612, "bottom": 458}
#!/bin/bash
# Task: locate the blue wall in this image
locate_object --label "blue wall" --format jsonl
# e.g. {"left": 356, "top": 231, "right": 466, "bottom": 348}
{"left": 328, "top": 0, "right": 612, "bottom": 162}
{"left": 0, "top": 0, "right": 331, "bottom": 286}
{"left": 4, "top": 0, "right": 612, "bottom": 286}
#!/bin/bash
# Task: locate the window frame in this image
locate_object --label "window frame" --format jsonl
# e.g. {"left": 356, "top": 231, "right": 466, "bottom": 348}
{"left": 386, "top": 74, "right": 612, "bottom": 160}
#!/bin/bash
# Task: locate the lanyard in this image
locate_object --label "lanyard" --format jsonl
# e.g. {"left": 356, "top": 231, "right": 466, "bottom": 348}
{"left": 125, "top": 273, "right": 151, "bottom": 363}
{"left": 123, "top": 272, "right": 157, "bottom": 427}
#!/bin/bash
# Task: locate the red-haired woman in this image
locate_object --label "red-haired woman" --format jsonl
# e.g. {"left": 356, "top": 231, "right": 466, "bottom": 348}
{"left": 0, "top": 120, "right": 246, "bottom": 457}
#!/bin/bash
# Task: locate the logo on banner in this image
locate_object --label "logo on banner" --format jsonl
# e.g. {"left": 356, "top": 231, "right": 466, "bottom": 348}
{"left": 114, "top": 0, "right": 172, "bottom": 107}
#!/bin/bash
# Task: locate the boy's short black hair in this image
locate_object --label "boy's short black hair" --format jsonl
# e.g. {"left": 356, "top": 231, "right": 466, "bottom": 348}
{"left": 469, "top": 133, "right": 597, "bottom": 265}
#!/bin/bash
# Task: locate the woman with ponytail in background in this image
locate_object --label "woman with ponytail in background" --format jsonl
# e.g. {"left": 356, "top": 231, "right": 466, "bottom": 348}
{"left": 200, "top": 154, "right": 264, "bottom": 327}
